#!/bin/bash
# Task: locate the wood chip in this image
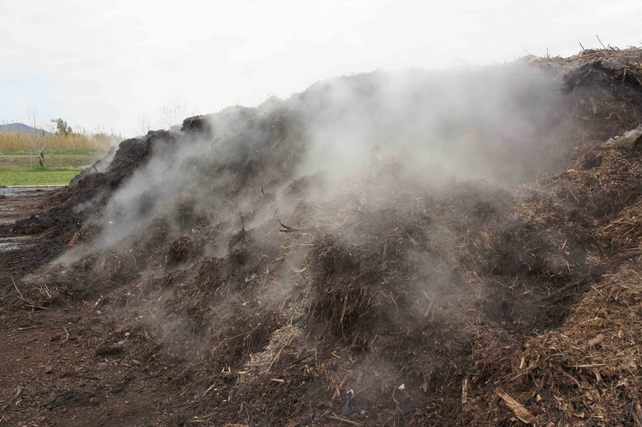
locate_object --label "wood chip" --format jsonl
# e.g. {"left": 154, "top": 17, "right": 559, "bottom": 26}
{"left": 496, "top": 388, "right": 535, "bottom": 424}
{"left": 588, "top": 334, "right": 605, "bottom": 347}
{"left": 632, "top": 399, "right": 642, "bottom": 427}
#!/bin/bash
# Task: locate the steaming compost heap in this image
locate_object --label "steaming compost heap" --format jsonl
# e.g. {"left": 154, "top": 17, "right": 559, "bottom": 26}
{"left": 1, "top": 48, "right": 641, "bottom": 426}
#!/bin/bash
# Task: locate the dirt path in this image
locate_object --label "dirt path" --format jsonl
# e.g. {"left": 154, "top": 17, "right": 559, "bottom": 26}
{"left": 0, "top": 188, "right": 188, "bottom": 426}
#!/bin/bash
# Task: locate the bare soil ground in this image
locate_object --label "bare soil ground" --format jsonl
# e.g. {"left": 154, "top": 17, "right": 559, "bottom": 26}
{"left": 0, "top": 188, "right": 189, "bottom": 426}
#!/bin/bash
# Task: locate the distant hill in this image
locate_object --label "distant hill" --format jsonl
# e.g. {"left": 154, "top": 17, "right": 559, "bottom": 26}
{"left": 0, "top": 123, "right": 52, "bottom": 135}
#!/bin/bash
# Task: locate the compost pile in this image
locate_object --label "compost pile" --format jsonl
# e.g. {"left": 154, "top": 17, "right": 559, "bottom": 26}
{"left": 6, "top": 49, "right": 642, "bottom": 425}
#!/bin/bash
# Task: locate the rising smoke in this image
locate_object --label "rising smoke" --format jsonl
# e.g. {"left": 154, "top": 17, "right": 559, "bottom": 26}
{"left": 51, "top": 58, "right": 582, "bottom": 369}
{"left": 66, "top": 60, "right": 573, "bottom": 255}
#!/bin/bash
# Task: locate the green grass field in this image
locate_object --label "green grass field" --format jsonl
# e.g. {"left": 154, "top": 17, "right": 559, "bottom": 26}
{"left": 0, "top": 146, "right": 107, "bottom": 186}
{"left": 0, "top": 168, "right": 80, "bottom": 186}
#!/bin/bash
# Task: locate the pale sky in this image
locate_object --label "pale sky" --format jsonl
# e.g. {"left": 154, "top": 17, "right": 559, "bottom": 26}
{"left": 1, "top": 0, "right": 640, "bottom": 137}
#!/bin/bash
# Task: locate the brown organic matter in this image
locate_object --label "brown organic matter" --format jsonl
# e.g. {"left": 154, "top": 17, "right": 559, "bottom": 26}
{"left": 1, "top": 48, "right": 641, "bottom": 426}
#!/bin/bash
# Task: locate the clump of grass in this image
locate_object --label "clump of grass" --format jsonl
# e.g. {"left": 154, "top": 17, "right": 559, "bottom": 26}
{"left": 0, "top": 133, "right": 114, "bottom": 154}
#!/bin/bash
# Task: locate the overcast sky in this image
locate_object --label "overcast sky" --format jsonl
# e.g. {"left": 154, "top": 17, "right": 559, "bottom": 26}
{"left": 1, "top": 0, "right": 640, "bottom": 137}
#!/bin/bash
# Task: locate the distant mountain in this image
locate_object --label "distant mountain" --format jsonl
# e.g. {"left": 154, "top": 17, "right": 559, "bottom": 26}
{"left": 0, "top": 123, "right": 52, "bottom": 135}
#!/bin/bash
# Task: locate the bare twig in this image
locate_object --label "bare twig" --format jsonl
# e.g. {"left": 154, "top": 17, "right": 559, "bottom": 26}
{"left": 326, "top": 414, "right": 361, "bottom": 426}
{"left": 10, "top": 277, "right": 47, "bottom": 310}
{"left": 11, "top": 277, "right": 24, "bottom": 300}
{"left": 271, "top": 137, "right": 282, "bottom": 148}
{"left": 274, "top": 218, "right": 315, "bottom": 233}
{"left": 276, "top": 219, "right": 300, "bottom": 232}
{"left": 202, "top": 383, "right": 217, "bottom": 396}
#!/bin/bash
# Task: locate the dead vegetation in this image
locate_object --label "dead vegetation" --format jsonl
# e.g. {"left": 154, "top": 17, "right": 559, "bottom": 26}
{"left": 1, "top": 48, "right": 641, "bottom": 426}
{"left": 519, "top": 266, "right": 640, "bottom": 424}
{"left": 0, "top": 132, "right": 113, "bottom": 153}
